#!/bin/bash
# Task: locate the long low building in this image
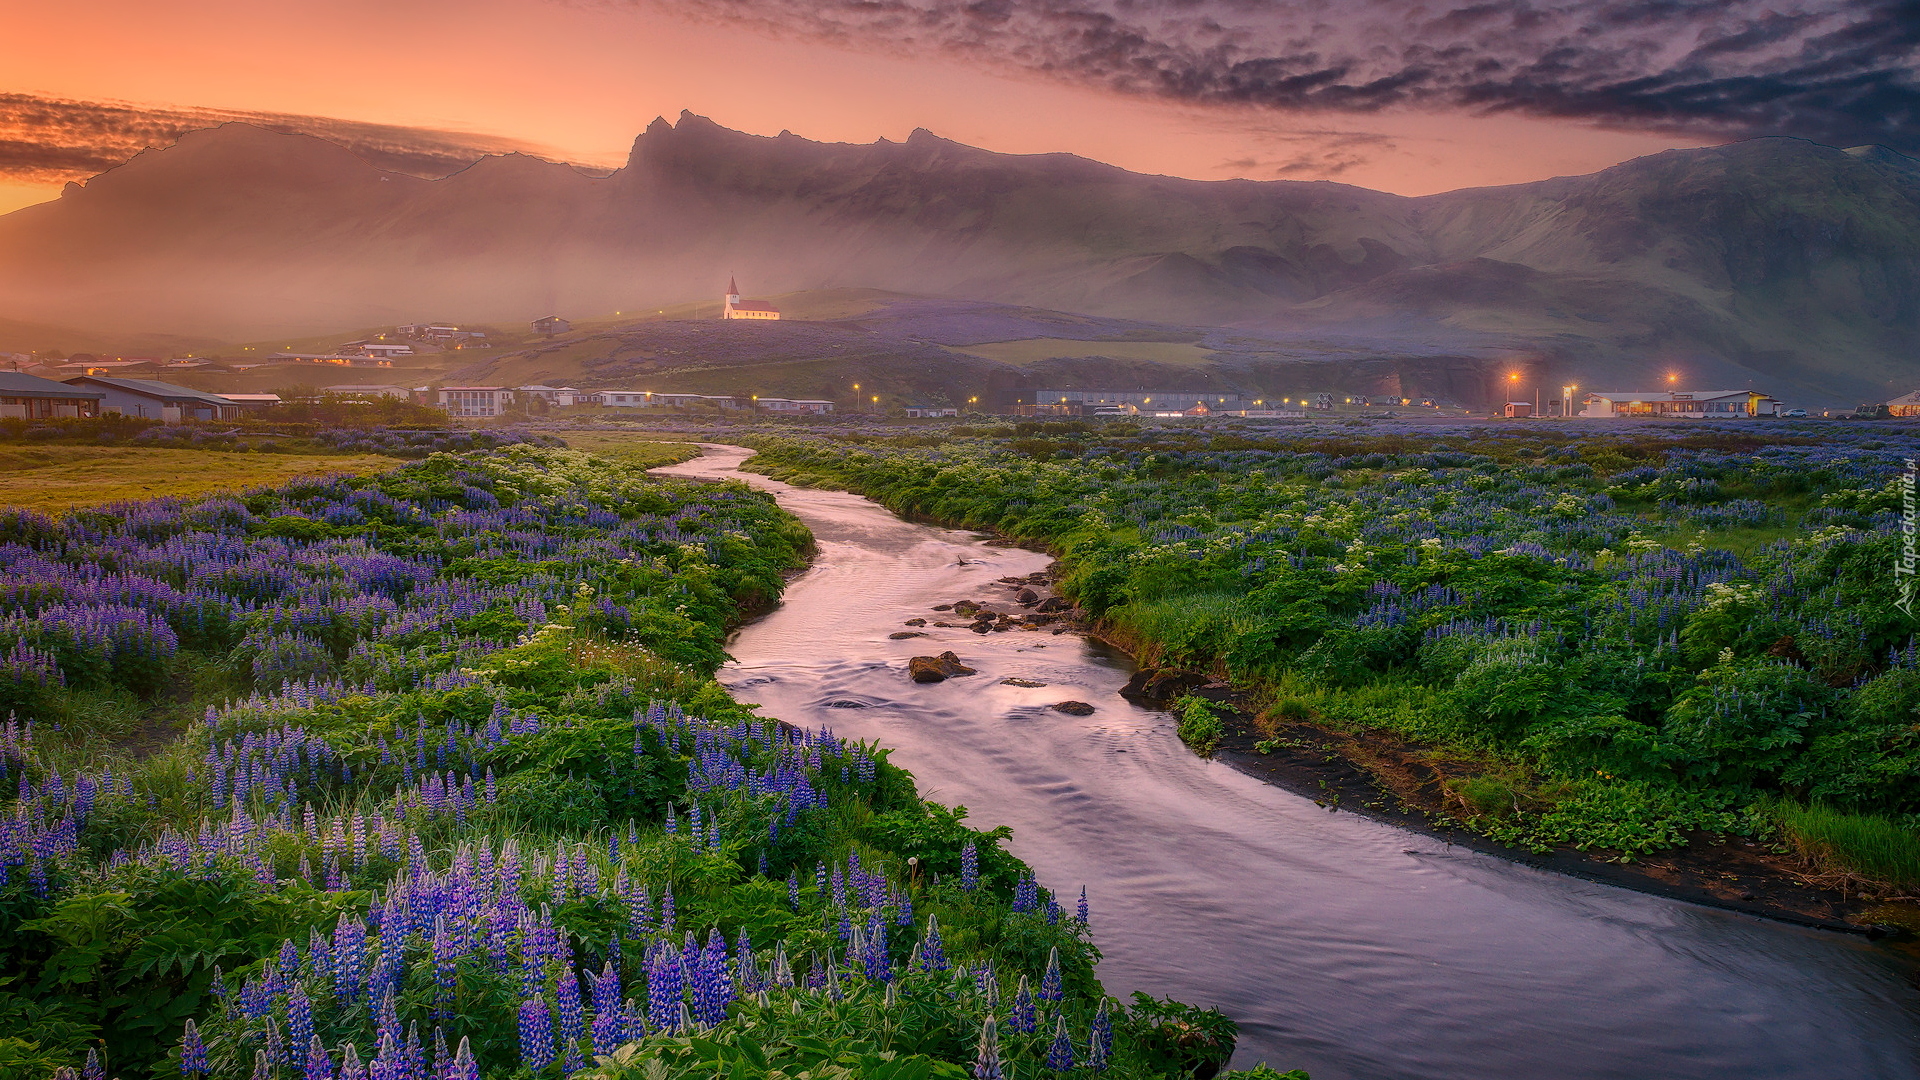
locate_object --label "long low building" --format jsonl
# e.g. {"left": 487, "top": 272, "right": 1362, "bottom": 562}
{"left": 1580, "top": 390, "right": 1781, "bottom": 418}
{"left": 64, "top": 376, "right": 240, "bottom": 421}
{"left": 0, "top": 372, "right": 103, "bottom": 418}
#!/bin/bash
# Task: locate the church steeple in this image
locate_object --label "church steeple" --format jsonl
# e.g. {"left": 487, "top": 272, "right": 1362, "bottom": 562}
{"left": 724, "top": 275, "right": 741, "bottom": 309}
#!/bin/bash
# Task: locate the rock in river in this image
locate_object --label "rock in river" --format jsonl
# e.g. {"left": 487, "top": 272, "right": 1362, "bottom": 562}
{"left": 1050, "top": 701, "right": 1096, "bottom": 715}
{"left": 909, "top": 651, "right": 977, "bottom": 682}
{"left": 889, "top": 631, "right": 928, "bottom": 639}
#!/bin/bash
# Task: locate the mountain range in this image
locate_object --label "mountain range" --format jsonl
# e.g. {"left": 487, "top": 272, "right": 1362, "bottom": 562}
{"left": 1, "top": 112, "right": 1916, "bottom": 405}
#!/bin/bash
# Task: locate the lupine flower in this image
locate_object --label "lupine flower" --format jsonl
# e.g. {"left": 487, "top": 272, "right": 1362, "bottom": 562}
{"left": 84, "top": 1050, "right": 104, "bottom": 1080}
{"left": 960, "top": 843, "right": 979, "bottom": 891}
{"left": 518, "top": 997, "right": 556, "bottom": 1073}
{"left": 973, "top": 1015, "right": 1004, "bottom": 1080}
{"left": 180, "top": 1020, "right": 209, "bottom": 1077}
{"left": 448, "top": 1039, "right": 477, "bottom": 1080}
{"left": 919, "top": 915, "right": 949, "bottom": 972}
{"left": 1077, "top": 887, "right": 1089, "bottom": 926}
{"left": 646, "top": 941, "right": 684, "bottom": 1032}
{"left": 1040, "top": 947, "right": 1063, "bottom": 1002}
{"left": 1046, "top": 1018, "right": 1074, "bottom": 1071}
{"left": 303, "top": 1037, "right": 333, "bottom": 1080}
{"left": 1089, "top": 1005, "right": 1113, "bottom": 1071}
{"left": 1010, "top": 977, "right": 1037, "bottom": 1034}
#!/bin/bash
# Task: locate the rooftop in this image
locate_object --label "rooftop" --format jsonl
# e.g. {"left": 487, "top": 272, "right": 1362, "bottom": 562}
{"left": 0, "top": 372, "right": 104, "bottom": 399}
{"left": 65, "top": 376, "right": 235, "bottom": 406}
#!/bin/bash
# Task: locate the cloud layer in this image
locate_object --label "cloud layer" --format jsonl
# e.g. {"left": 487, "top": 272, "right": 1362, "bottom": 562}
{"left": 644, "top": 0, "right": 1920, "bottom": 151}
{"left": 0, "top": 93, "right": 550, "bottom": 184}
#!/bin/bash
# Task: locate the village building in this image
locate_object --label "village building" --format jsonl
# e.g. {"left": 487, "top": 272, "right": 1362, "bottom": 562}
{"left": 1883, "top": 390, "right": 1920, "bottom": 417}
{"left": 268, "top": 353, "right": 396, "bottom": 368}
{"left": 532, "top": 315, "right": 571, "bottom": 336}
{"left": 721, "top": 277, "right": 780, "bottom": 320}
{"left": 904, "top": 405, "right": 958, "bottom": 418}
{"left": 65, "top": 376, "right": 241, "bottom": 421}
{"left": 1504, "top": 400, "right": 1537, "bottom": 417}
{"left": 434, "top": 386, "right": 515, "bottom": 417}
{"left": 756, "top": 397, "right": 835, "bottom": 414}
{"left": 221, "top": 393, "right": 282, "bottom": 412}
{"left": 1580, "top": 390, "right": 1781, "bottom": 418}
{"left": 322, "top": 384, "right": 412, "bottom": 400}
{"left": 0, "top": 372, "right": 103, "bottom": 419}
{"left": 515, "top": 385, "right": 588, "bottom": 407}
{"left": 1016, "top": 390, "right": 1254, "bottom": 416}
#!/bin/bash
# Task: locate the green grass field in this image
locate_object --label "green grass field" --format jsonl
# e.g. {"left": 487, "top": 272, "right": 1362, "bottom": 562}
{"left": 0, "top": 446, "right": 396, "bottom": 513}
{"left": 955, "top": 337, "right": 1217, "bottom": 365}
{"left": 552, "top": 433, "right": 700, "bottom": 467}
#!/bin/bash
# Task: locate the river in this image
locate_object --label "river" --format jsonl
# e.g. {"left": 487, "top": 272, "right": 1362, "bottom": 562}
{"left": 656, "top": 443, "right": 1920, "bottom": 1080}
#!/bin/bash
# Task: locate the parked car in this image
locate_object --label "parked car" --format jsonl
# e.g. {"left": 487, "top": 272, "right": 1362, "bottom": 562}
{"left": 1783, "top": 408, "right": 1807, "bottom": 417}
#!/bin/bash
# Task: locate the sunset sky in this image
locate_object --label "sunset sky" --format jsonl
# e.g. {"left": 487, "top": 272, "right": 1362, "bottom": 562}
{"left": 3, "top": 0, "right": 1914, "bottom": 215}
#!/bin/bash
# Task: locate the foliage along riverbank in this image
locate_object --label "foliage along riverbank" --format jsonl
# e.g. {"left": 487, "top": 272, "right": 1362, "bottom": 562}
{"left": 732, "top": 419, "right": 1920, "bottom": 921}
{"left": 0, "top": 446, "right": 1279, "bottom": 1080}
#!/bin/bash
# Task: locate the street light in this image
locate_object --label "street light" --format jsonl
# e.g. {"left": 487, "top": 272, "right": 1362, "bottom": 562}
{"left": 1562, "top": 384, "right": 1578, "bottom": 417}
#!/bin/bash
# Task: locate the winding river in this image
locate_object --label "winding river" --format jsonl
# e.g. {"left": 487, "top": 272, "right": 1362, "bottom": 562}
{"left": 657, "top": 444, "right": 1920, "bottom": 1080}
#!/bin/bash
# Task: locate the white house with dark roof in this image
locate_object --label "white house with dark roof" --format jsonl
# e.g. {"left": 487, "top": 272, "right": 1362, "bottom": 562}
{"left": 63, "top": 376, "right": 239, "bottom": 421}
{"left": 0, "top": 372, "right": 103, "bottom": 418}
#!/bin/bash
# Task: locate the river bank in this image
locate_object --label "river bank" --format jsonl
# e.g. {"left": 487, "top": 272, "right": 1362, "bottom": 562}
{"left": 655, "top": 441, "right": 1920, "bottom": 1080}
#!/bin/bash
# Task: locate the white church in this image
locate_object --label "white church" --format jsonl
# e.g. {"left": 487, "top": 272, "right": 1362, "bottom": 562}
{"left": 721, "top": 276, "right": 780, "bottom": 320}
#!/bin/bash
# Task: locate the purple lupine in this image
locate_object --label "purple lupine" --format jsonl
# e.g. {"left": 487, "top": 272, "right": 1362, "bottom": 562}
{"left": 1040, "top": 947, "right": 1063, "bottom": 1002}
{"left": 919, "top": 915, "right": 949, "bottom": 972}
{"left": 1012, "top": 874, "right": 1038, "bottom": 913}
{"left": 1089, "top": 1005, "right": 1113, "bottom": 1071}
{"left": 1010, "top": 977, "right": 1037, "bottom": 1034}
{"left": 304, "top": 1037, "right": 333, "bottom": 1080}
{"left": 518, "top": 997, "right": 556, "bottom": 1073}
{"left": 448, "top": 1039, "right": 477, "bottom": 1080}
{"left": 180, "top": 1020, "right": 209, "bottom": 1077}
{"left": 646, "top": 941, "right": 684, "bottom": 1033}
{"left": 84, "top": 1050, "right": 104, "bottom": 1080}
{"left": 862, "top": 916, "right": 890, "bottom": 984}
{"left": 287, "top": 984, "right": 316, "bottom": 1059}
{"left": 1077, "top": 886, "right": 1089, "bottom": 926}
{"left": 555, "top": 965, "right": 586, "bottom": 1068}
{"left": 1045, "top": 1019, "right": 1074, "bottom": 1071}
{"left": 692, "top": 928, "right": 734, "bottom": 1028}
{"left": 960, "top": 843, "right": 979, "bottom": 891}
{"left": 973, "top": 1016, "right": 1004, "bottom": 1080}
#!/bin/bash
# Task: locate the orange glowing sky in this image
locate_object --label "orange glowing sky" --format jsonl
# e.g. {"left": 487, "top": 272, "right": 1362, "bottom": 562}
{"left": 0, "top": 0, "right": 1728, "bottom": 216}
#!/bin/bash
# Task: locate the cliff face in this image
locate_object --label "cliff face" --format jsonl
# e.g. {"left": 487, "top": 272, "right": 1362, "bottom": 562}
{"left": 1, "top": 113, "right": 1915, "bottom": 403}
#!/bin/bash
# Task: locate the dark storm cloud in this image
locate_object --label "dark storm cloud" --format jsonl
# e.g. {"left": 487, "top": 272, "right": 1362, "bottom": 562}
{"left": 0, "top": 93, "right": 551, "bottom": 184}
{"left": 636, "top": 0, "right": 1920, "bottom": 150}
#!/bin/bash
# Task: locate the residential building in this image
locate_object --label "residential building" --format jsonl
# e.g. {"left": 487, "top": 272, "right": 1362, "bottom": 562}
{"left": 1884, "top": 390, "right": 1920, "bottom": 417}
{"left": 1015, "top": 390, "right": 1255, "bottom": 416}
{"left": 515, "top": 385, "right": 586, "bottom": 407}
{"left": 1580, "top": 390, "right": 1781, "bottom": 418}
{"left": 268, "top": 354, "right": 396, "bottom": 368}
{"left": 598, "top": 391, "right": 741, "bottom": 409}
{"left": 0, "top": 372, "right": 103, "bottom": 418}
{"left": 63, "top": 376, "right": 239, "bottom": 420}
{"left": 754, "top": 398, "right": 834, "bottom": 414}
{"left": 222, "top": 394, "right": 282, "bottom": 412}
{"left": 434, "top": 386, "right": 515, "bottom": 417}
{"left": 532, "top": 315, "right": 571, "bottom": 336}
{"left": 1504, "top": 401, "right": 1536, "bottom": 418}
{"left": 356, "top": 343, "right": 415, "bottom": 358}
{"left": 721, "top": 276, "right": 780, "bottom": 321}
{"left": 904, "top": 405, "right": 958, "bottom": 418}
{"left": 321, "top": 384, "right": 412, "bottom": 401}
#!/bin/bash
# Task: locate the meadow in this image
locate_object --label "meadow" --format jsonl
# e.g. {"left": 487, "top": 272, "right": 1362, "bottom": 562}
{"left": 0, "top": 443, "right": 1266, "bottom": 1080}
{"left": 737, "top": 419, "right": 1920, "bottom": 894}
